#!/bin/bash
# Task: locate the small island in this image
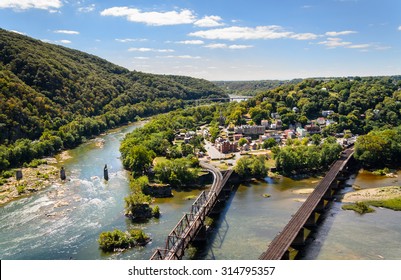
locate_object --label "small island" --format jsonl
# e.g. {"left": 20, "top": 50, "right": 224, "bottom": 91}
{"left": 342, "top": 186, "right": 401, "bottom": 212}
{"left": 98, "top": 229, "right": 151, "bottom": 253}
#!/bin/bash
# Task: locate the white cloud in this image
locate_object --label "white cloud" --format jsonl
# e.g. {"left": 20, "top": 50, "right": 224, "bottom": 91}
{"left": 57, "top": 40, "right": 72, "bottom": 44}
{"left": 398, "top": 26, "right": 401, "bottom": 31}
{"left": 189, "top": 25, "right": 318, "bottom": 41}
{"left": 116, "top": 38, "right": 148, "bottom": 43}
{"left": 290, "top": 33, "right": 320, "bottom": 40}
{"left": 54, "top": 30, "right": 80, "bottom": 35}
{"left": 318, "top": 38, "right": 373, "bottom": 50}
{"left": 346, "top": 44, "right": 371, "bottom": 49}
{"left": 205, "top": 43, "right": 228, "bottom": 49}
{"left": 78, "top": 4, "right": 95, "bottom": 13}
{"left": 205, "top": 43, "right": 253, "bottom": 49}
{"left": 10, "top": 30, "right": 25, "bottom": 35}
{"left": 194, "top": 15, "right": 224, "bottom": 27}
{"left": 318, "top": 38, "right": 352, "bottom": 48}
{"left": 100, "top": 7, "right": 195, "bottom": 26}
{"left": 176, "top": 40, "right": 204, "bottom": 45}
{"left": 178, "top": 55, "right": 201, "bottom": 59}
{"left": 0, "top": 0, "right": 62, "bottom": 11}
{"left": 133, "top": 57, "right": 149, "bottom": 60}
{"left": 161, "top": 55, "right": 202, "bottom": 59}
{"left": 325, "top": 30, "right": 357, "bottom": 36}
{"left": 128, "top": 48, "right": 174, "bottom": 53}
{"left": 228, "top": 44, "right": 254, "bottom": 49}
{"left": 375, "top": 45, "right": 391, "bottom": 51}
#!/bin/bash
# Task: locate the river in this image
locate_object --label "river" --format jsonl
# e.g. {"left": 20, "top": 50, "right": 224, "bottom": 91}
{"left": 0, "top": 121, "right": 206, "bottom": 260}
{"left": 1, "top": 121, "right": 400, "bottom": 260}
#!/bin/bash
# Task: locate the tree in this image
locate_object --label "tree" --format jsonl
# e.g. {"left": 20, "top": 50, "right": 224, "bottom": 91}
{"left": 123, "top": 145, "right": 155, "bottom": 176}
{"left": 153, "top": 158, "right": 199, "bottom": 186}
{"left": 311, "top": 134, "right": 322, "bottom": 145}
{"left": 209, "top": 125, "right": 220, "bottom": 142}
{"left": 273, "top": 141, "right": 342, "bottom": 175}
{"left": 262, "top": 138, "right": 277, "bottom": 149}
{"left": 234, "top": 155, "right": 267, "bottom": 178}
{"left": 181, "top": 143, "right": 193, "bottom": 157}
{"left": 238, "top": 138, "right": 248, "bottom": 147}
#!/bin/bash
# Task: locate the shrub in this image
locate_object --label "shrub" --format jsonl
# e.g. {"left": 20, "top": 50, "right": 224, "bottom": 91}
{"left": 98, "top": 228, "right": 150, "bottom": 252}
{"left": 129, "top": 229, "right": 149, "bottom": 244}
{"left": 17, "top": 184, "right": 26, "bottom": 194}
{"left": 152, "top": 205, "right": 160, "bottom": 218}
{"left": 1, "top": 170, "right": 14, "bottom": 178}
{"left": 0, "top": 178, "right": 7, "bottom": 186}
{"left": 205, "top": 216, "right": 214, "bottom": 227}
{"left": 28, "top": 159, "right": 47, "bottom": 168}
{"left": 342, "top": 202, "right": 375, "bottom": 214}
{"left": 368, "top": 198, "right": 401, "bottom": 211}
{"left": 98, "top": 229, "right": 132, "bottom": 252}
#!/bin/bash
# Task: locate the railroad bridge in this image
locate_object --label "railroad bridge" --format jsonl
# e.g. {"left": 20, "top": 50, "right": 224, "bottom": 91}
{"left": 150, "top": 162, "right": 232, "bottom": 260}
{"left": 259, "top": 147, "right": 355, "bottom": 260}
{"left": 150, "top": 147, "right": 354, "bottom": 260}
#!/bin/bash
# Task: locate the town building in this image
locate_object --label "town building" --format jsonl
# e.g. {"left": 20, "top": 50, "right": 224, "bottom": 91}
{"left": 322, "top": 110, "right": 334, "bottom": 117}
{"left": 296, "top": 127, "right": 307, "bottom": 137}
{"left": 284, "top": 129, "right": 295, "bottom": 139}
{"left": 215, "top": 137, "right": 237, "bottom": 154}
{"left": 271, "top": 112, "right": 280, "bottom": 119}
{"left": 316, "top": 117, "right": 326, "bottom": 127}
{"left": 305, "top": 124, "right": 321, "bottom": 134}
{"left": 234, "top": 125, "right": 265, "bottom": 135}
{"left": 261, "top": 133, "right": 282, "bottom": 144}
{"left": 261, "top": 119, "right": 269, "bottom": 128}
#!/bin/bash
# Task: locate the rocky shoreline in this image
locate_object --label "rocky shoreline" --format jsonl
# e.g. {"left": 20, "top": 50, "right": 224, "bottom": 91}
{"left": 0, "top": 158, "right": 61, "bottom": 206}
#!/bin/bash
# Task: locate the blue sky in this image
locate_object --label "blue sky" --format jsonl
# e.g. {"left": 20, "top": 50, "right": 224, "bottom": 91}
{"left": 1, "top": 0, "right": 400, "bottom": 80}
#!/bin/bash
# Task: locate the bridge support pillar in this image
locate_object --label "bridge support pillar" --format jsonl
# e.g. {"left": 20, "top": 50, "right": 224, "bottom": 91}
{"left": 315, "top": 199, "right": 327, "bottom": 212}
{"left": 292, "top": 228, "right": 306, "bottom": 246}
{"left": 330, "top": 180, "right": 339, "bottom": 190}
{"left": 305, "top": 212, "right": 318, "bottom": 228}
{"left": 323, "top": 189, "right": 331, "bottom": 200}
{"left": 281, "top": 250, "right": 290, "bottom": 260}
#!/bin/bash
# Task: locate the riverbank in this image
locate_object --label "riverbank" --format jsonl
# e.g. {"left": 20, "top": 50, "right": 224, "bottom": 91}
{"left": 342, "top": 186, "right": 401, "bottom": 203}
{"left": 0, "top": 121, "right": 150, "bottom": 207}
{"left": 0, "top": 159, "right": 60, "bottom": 206}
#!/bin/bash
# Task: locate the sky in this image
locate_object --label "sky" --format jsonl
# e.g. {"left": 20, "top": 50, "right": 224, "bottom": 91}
{"left": 0, "top": 0, "right": 400, "bottom": 81}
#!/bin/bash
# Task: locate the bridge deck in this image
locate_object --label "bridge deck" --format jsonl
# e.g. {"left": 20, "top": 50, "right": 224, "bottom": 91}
{"left": 260, "top": 148, "right": 354, "bottom": 260}
{"left": 150, "top": 162, "right": 232, "bottom": 260}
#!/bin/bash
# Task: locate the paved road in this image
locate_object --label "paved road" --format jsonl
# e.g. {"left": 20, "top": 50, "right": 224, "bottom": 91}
{"left": 204, "top": 140, "right": 225, "bottom": 160}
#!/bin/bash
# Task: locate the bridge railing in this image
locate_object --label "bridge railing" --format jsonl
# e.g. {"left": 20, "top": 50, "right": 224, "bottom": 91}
{"left": 150, "top": 168, "right": 233, "bottom": 260}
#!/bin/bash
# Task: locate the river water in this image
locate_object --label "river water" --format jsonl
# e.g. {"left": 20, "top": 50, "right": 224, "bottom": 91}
{"left": 1, "top": 122, "right": 400, "bottom": 260}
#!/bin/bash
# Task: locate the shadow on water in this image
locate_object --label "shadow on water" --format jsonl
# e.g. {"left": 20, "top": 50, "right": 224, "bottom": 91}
{"left": 193, "top": 183, "right": 240, "bottom": 260}
{"left": 300, "top": 167, "right": 360, "bottom": 260}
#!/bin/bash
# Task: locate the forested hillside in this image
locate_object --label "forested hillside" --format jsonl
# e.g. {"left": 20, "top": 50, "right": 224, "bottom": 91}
{"left": 234, "top": 77, "right": 401, "bottom": 134}
{"left": 214, "top": 79, "right": 302, "bottom": 96}
{"left": 221, "top": 76, "right": 401, "bottom": 168}
{"left": 0, "top": 28, "right": 226, "bottom": 170}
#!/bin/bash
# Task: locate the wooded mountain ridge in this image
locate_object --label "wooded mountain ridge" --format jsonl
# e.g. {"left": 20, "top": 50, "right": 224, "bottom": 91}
{"left": 0, "top": 28, "right": 226, "bottom": 169}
